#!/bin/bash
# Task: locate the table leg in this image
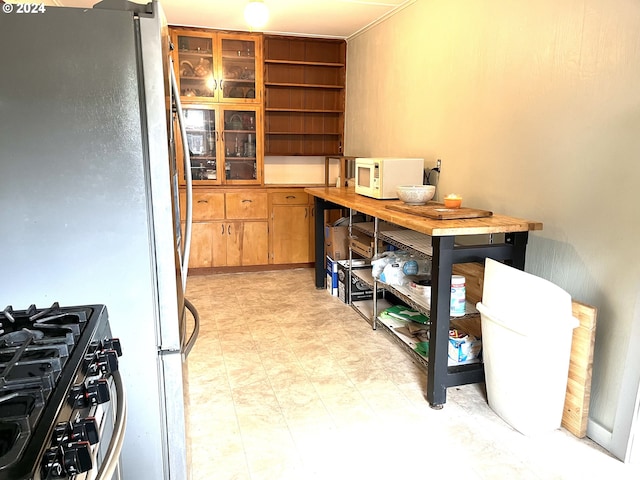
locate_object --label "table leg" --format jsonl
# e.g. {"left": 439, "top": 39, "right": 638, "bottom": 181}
{"left": 313, "top": 196, "right": 326, "bottom": 288}
{"left": 427, "top": 235, "right": 455, "bottom": 408}
{"left": 506, "top": 232, "right": 529, "bottom": 270}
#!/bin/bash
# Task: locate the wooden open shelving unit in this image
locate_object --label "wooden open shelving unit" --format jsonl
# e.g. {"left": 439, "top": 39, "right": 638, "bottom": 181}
{"left": 263, "top": 35, "right": 346, "bottom": 156}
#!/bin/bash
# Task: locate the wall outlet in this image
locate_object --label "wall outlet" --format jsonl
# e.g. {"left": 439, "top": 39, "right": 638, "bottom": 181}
{"left": 436, "top": 159, "right": 442, "bottom": 171}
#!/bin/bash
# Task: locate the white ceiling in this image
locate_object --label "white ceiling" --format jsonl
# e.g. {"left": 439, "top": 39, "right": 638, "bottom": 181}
{"left": 47, "top": 0, "right": 413, "bottom": 38}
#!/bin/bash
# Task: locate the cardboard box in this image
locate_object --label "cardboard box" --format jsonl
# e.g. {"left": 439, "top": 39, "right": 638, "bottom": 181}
{"left": 336, "top": 260, "right": 381, "bottom": 303}
{"left": 326, "top": 256, "right": 339, "bottom": 296}
{"left": 325, "top": 224, "right": 349, "bottom": 260}
{"left": 349, "top": 232, "right": 386, "bottom": 259}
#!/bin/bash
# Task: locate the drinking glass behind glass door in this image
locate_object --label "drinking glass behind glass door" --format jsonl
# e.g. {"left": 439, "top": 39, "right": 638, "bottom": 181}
{"left": 182, "top": 107, "right": 218, "bottom": 183}
{"left": 222, "top": 108, "right": 257, "bottom": 183}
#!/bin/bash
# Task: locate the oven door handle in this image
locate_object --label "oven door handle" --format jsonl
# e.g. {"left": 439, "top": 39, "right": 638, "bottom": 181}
{"left": 95, "top": 370, "right": 127, "bottom": 480}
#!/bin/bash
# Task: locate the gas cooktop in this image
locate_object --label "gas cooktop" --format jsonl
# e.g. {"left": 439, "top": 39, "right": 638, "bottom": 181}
{"left": 0, "top": 302, "right": 121, "bottom": 480}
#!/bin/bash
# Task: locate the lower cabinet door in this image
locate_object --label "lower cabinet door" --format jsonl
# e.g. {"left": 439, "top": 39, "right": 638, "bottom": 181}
{"left": 308, "top": 201, "right": 315, "bottom": 263}
{"left": 190, "top": 222, "right": 215, "bottom": 268}
{"left": 216, "top": 221, "right": 269, "bottom": 267}
{"left": 226, "top": 222, "right": 243, "bottom": 267}
{"left": 271, "top": 205, "right": 310, "bottom": 264}
{"left": 211, "top": 222, "right": 229, "bottom": 267}
{"left": 187, "top": 219, "right": 269, "bottom": 268}
{"left": 240, "top": 221, "right": 269, "bottom": 266}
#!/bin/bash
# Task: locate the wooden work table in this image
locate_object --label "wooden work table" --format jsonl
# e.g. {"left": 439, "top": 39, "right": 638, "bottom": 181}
{"left": 305, "top": 186, "right": 543, "bottom": 408}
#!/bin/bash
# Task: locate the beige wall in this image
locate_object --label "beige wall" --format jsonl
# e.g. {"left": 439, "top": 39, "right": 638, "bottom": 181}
{"left": 345, "top": 0, "right": 640, "bottom": 453}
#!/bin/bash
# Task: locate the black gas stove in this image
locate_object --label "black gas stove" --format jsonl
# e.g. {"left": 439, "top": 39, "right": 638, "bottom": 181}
{"left": 0, "top": 303, "right": 123, "bottom": 480}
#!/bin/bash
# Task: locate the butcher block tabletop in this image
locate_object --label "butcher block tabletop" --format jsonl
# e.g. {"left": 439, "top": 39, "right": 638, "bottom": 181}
{"left": 305, "top": 187, "right": 543, "bottom": 237}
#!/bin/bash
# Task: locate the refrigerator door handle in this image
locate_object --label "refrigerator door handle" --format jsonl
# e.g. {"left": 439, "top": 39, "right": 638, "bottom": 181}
{"left": 170, "top": 60, "right": 192, "bottom": 288}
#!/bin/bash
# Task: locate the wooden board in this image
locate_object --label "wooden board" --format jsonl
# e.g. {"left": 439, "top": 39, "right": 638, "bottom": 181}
{"left": 385, "top": 203, "right": 493, "bottom": 220}
{"left": 453, "top": 262, "right": 596, "bottom": 438}
{"left": 562, "top": 301, "right": 597, "bottom": 438}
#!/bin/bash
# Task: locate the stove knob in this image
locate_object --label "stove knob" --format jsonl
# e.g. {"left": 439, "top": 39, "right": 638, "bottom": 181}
{"left": 103, "top": 338, "right": 123, "bottom": 356}
{"left": 52, "top": 421, "right": 72, "bottom": 446}
{"left": 41, "top": 447, "right": 64, "bottom": 478}
{"left": 70, "top": 378, "right": 110, "bottom": 407}
{"left": 69, "top": 384, "right": 86, "bottom": 407}
{"left": 83, "top": 351, "right": 98, "bottom": 375}
{"left": 62, "top": 441, "right": 93, "bottom": 475}
{"left": 88, "top": 340, "right": 101, "bottom": 354}
{"left": 86, "top": 378, "right": 111, "bottom": 405}
{"left": 72, "top": 417, "right": 99, "bottom": 445}
{"left": 96, "top": 348, "right": 120, "bottom": 374}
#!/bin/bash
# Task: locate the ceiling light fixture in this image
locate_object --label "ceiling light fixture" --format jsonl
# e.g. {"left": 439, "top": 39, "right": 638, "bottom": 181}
{"left": 244, "top": 0, "right": 269, "bottom": 29}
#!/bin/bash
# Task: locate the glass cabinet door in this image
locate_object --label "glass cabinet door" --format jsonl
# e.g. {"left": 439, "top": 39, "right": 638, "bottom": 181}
{"left": 174, "top": 30, "right": 261, "bottom": 104}
{"left": 219, "top": 34, "right": 261, "bottom": 103}
{"left": 177, "top": 106, "right": 262, "bottom": 186}
{"left": 222, "top": 107, "right": 260, "bottom": 184}
{"left": 175, "top": 33, "right": 216, "bottom": 101}
{"left": 182, "top": 107, "right": 218, "bottom": 183}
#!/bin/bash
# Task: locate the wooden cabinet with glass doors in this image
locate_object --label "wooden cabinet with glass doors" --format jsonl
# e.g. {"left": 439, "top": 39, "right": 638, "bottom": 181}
{"left": 176, "top": 104, "right": 262, "bottom": 186}
{"left": 171, "top": 27, "right": 264, "bottom": 187}
{"left": 171, "top": 28, "right": 262, "bottom": 104}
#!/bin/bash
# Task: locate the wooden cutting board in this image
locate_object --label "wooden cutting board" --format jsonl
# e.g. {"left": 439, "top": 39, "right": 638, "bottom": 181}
{"left": 562, "top": 301, "right": 597, "bottom": 438}
{"left": 385, "top": 203, "right": 493, "bottom": 220}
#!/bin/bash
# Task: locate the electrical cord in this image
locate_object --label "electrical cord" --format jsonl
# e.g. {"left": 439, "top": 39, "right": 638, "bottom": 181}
{"left": 425, "top": 167, "right": 440, "bottom": 186}
{"left": 183, "top": 297, "right": 200, "bottom": 358}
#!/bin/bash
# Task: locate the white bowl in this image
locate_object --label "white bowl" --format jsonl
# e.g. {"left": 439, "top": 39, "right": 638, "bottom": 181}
{"left": 397, "top": 185, "right": 436, "bottom": 205}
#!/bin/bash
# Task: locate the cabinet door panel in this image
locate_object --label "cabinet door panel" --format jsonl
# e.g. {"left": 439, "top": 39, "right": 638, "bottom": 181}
{"left": 192, "top": 191, "right": 225, "bottom": 221}
{"left": 180, "top": 191, "right": 225, "bottom": 221}
{"left": 270, "top": 191, "right": 309, "bottom": 205}
{"left": 242, "top": 221, "right": 269, "bottom": 265}
{"left": 190, "top": 222, "right": 214, "bottom": 268}
{"left": 211, "top": 222, "right": 228, "bottom": 267}
{"left": 226, "top": 191, "right": 268, "bottom": 219}
{"left": 271, "top": 205, "right": 310, "bottom": 264}
{"left": 225, "top": 222, "right": 243, "bottom": 267}
{"left": 308, "top": 202, "right": 315, "bottom": 263}
{"left": 179, "top": 106, "right": 220, "bottom": 185}
{"left": 218, "top": 33, "right": 262, "bottom": 104}
{"left": 173, "top": 31, "right": 217, "bottom": 102}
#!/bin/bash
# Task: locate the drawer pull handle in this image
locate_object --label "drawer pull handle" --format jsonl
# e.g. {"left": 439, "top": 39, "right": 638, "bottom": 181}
{"left": 197, "top": 200, "right": 208, "bottom": 204}
{"left": 227, "top": 224, "right": 231, "bottom": 235}
{"left": 221, "top": 224, "right": 225, "bottom": 235}
{"left": 286, "top": 195, "right": 296, "bottom": 199}
{"left": 305, "top": 208, "right": 308, "bottom": 219}
{"left": 242, "top": 199, "right": 252, "bottom": 203}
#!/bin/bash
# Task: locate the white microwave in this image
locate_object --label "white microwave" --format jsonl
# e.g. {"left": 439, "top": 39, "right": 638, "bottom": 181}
{"left": 354, "top": 157, "right": 424, "bottom": 199}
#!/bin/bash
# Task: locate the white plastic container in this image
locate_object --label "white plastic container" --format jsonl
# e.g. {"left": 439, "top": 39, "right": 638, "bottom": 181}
{"left": 450, "top": 275, "right": 466, "bottom": 316}
{"left": 477, "top": 259, "right": 579, "bottom": 436}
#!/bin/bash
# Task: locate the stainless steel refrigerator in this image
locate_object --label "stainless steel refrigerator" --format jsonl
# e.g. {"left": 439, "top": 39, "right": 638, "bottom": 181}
{"left": 0, "top": 1, "right": 198, "bottom": 478}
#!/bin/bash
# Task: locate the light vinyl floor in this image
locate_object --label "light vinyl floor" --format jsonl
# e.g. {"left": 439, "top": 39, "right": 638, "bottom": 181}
{"left": 185, "top": 268, "right": 638, "bottom": 480}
